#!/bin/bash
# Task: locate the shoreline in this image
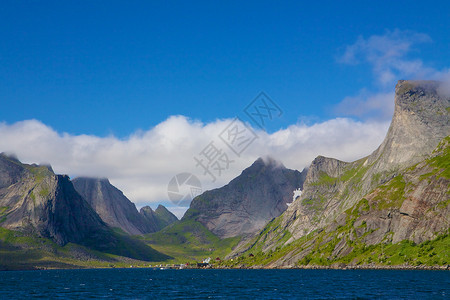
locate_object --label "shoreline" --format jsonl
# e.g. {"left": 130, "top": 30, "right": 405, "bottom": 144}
{"left": 2, "top": 264, "right": 449, "bottom": 272}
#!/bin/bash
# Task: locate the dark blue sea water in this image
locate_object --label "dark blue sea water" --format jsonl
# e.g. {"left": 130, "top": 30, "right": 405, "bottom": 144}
{"left": 0, "top": 269, "right": 449, "bottom": 299}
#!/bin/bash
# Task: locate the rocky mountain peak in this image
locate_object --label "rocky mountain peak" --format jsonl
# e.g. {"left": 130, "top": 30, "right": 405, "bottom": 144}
{"left": 368, "top": 80, "right": 449, "bottom": 171}
{"left": 183, "top": 157, "right": 307, "bottom": 238}
{"left": 0, "top": 156, "right": 111, "bottom": 246}
{"left": 72, "top": 177, "right": 177, "bottom": 235}
{"left": 305, "top": 156, "right": 349, "bottom": 184}
{"left": 72, "top": 177, "right": 151, "bottom": 235}
{"left": 140, "top": 205, "right": 178, "bottom": 230}
{"left": 250, "top": 156, "right": 285, "bottom": 170}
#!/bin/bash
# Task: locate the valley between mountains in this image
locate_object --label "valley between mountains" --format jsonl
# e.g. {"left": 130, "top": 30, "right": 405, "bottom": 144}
{"left": 0, "top": 80, "right": 448, "bottom": 270}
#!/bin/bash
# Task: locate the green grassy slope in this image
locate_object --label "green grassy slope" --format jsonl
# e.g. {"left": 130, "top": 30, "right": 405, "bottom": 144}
{"left": 142, "top": 219, "right": 241, "bottom": 263}
{"left": 220, "top": 229, "right": 449, "bottom": 268}
{"left": 225, "top": 137, "right": 450, "bottom": 268}
{"left": 0, "top": 227, "right": 171, "bottom": 270}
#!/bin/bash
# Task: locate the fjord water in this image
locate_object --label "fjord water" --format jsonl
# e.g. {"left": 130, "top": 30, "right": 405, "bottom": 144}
{"left": 0, "top": 269, "right": 448, "bottom": 299}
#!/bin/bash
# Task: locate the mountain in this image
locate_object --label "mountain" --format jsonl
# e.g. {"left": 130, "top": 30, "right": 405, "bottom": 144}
{"left": 231, "top": 80, "right": 449, "bottom": 267}
{"left": 0, "top": 154, "right": 110, "bottom": 246}
{"left": 72, "top": 178, "right": 176, "bottom": 235}
{"left": 183, "top": 157, "right": 307, "bottom": 238}
{"left": 142, "top": 157, "right": 306, "bottom": 261}
{"left": 140, "top": 205, "right": 178, "bottom": 231}
{"left": 0, "top": 155, "right": 169, "bottom": 263}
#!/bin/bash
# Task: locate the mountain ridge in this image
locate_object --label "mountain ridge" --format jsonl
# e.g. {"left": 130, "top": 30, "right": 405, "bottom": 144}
{"left": 72, "top": 177, "right": 177, "bottom": 235}
{"left": 0, "top": 155, "right": 170, "bottom": 263}
{"left": 183, "top": 156, "right": 307, "bottom": 238}
{"left": 228, "top": 80, "right": 450, "bottom": 267}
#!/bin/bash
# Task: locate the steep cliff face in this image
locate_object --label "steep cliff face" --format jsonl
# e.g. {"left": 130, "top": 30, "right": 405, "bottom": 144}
{"left": 140, "top": 205, "right": 178, "bottom": 231}
{"left": 0, "top": 155, "right": 170, "bottom": 261}
{"left": 238, "top": 80, "right": 449, "bottom": 266}
{"left": 368, "top": 80, "right": 449, "bottom": 171}
{"left": 0, "top": 154, "right": 110, "bottom": 246}
{"left": 73, "top": 178, "right": 175, "bottom": 235}
{"left": 281, "top": 80, "right": 450, "bottom": 241}
{"left": 183, "top": 157, "right": 307, "bottom": 238}
{"left": 73, "top": 177, "right": 148, "bottom": 235}
{"left": 347, "top": 138, "right": 449, "bottom": 245}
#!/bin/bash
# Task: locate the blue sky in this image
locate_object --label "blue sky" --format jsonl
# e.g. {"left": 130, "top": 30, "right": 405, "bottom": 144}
{"left": 1, "top": 1, "right": 449, "bottom": 216}
{"left": 1, "top": 1, "right": 449, "bottom": 136}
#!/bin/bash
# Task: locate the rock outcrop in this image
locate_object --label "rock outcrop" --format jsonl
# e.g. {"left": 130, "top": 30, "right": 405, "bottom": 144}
{"left": 0, "top": 154, "right": 110, "bottom": 246}
{"left": 140, "top": 204, "right": 178, "bottom": 231}
{"left": 283, "top": 80, "right": 449, "bottom": 240}
{"left": 73, "top": 177, "right": 176, "bottom": 235}
{"left": 0, "top": 155, "right": 170, "bottom": 261}
{"left": 239, "top": 80, "right": 450, "bottom": 265}
{"left": 183, "top": 157, "right": 307, "bottom": 238}
{"left": 368, "top": 80, "right": 449, "bottom": 171}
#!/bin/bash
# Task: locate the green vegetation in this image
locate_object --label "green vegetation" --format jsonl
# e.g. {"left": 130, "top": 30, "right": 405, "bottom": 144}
{"left": 0, "top": 207, "right": 9, "bottom": 223}
{"left": 297, "top": 230, "right": 450, "bottom": 267}
{"left": 24, "top": 164, "right": 53, "bottom": 183}
{"left": 225, "top": 138, "right": 450, "bottom": 268}
{"left": 243, "top": 216, "right": 292, "bottom": 255}
{"left": 427, "top": 136, "right": 450, "bottom": 179}
{"left": 142, "top": 219, "right": 240, "bottom": 263}
{"left": 0, "top": 206, "right": 8, "bottom": 215}
{"left": 311, "top": 172, "right": 337, "bottom": 186}
{"left": 301, "top": 195, "right": 326, "bottom": 212}
{"left": 79, "top": 227, "right": 170, "bottom": 262}
{"left": 340, "top": 161, "right": 368, "bottom": 184}
{"left": 373, "top": 175, "right": 406, "bottom": 210}
{"left": 39, "top": 186, "right": 50, "bottom": 198}
{"left": 0, "top": 227, "right": 170, "bottom": 270}
{"left": 222, "top": 225, "right": 449, "bottom": 268}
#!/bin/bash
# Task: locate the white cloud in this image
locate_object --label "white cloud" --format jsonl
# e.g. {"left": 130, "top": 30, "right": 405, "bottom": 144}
{"left": 437, "top": 71, "right": 450, "bottom": 98}
{"left": 336, "top": 29, "right": 450, "bottom": 120}
{"left": 334, "top": 90, "right": 395, "bottom": 120}
{"left": 338, "top": 29, "right": 433, "bottom": 86}
{"left": 0, "top": 117, "right": 389, "bottom": 216}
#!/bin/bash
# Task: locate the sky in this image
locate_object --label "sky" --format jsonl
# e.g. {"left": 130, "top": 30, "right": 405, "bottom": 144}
{"left": 1, "top": 1, "right": 449, "bottom": 218}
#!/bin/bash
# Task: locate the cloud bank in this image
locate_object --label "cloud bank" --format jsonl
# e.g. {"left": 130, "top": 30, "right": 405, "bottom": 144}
{"left": 0, "top": 117, "right": 389, "bottom": 217}
{"left": 336, "top": 29, "right": 450, "bottom": 121}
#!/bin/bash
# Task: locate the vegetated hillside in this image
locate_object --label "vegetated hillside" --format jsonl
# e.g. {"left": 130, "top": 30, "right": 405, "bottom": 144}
{"left": 141, "top": 156, "right": 306, "bottom": 263}
{"left": 184, "top": 157, "right": 307, "bottom": 238}
{"left": 229, "top": 80, "right": 450, "bottom": 267}
{"left": 0, "top": 226, "right": 169, "bottom": 270}
{"left": 0, "top": 154, "right": 110, "bottom": 246}
{"left": 0, "top": 155, "right": 170, "bottom": 264}
{"left": 142, "top": 218, "right": 240, "bottom": 263}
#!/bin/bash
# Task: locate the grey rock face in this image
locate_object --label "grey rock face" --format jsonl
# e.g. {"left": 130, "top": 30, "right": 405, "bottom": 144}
{"left": 0, "top": 154, "right": 110, "bottom": 246}
{"left": 253, "top": 80, "right": 450, "bottom": 261}
{"left": 73, "top": 177, "right": 173, "bottom": 235}
{"left": 183, "top": 157, "right": 307, "bottom": 238}
{"left": 140, "top": 204, "right": 178, "bottom": 231}
{"left": 0, "top": 153, "right": 26, "bottom": 189}
{"left": 368, "top": 80, "right": 450, "bottom": 172}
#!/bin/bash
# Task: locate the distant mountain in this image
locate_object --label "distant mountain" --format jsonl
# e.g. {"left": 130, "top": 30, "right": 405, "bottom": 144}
{"left": 0, "top": 154, "right": 109, "bottom": 246}
{"left": 183, "top": 157, "right": 307, "bottom": 238}
{"left": 236, "top": 80, "right": 450, "bottom": 267}
{"left": 0, "top": 155, "right": 169, "bottom": 262}
{"left": 140, "top": 204, "right": 178, "bottom": 231}
{"left": 73, "top": 177, "right": 176, "bottom": 235}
